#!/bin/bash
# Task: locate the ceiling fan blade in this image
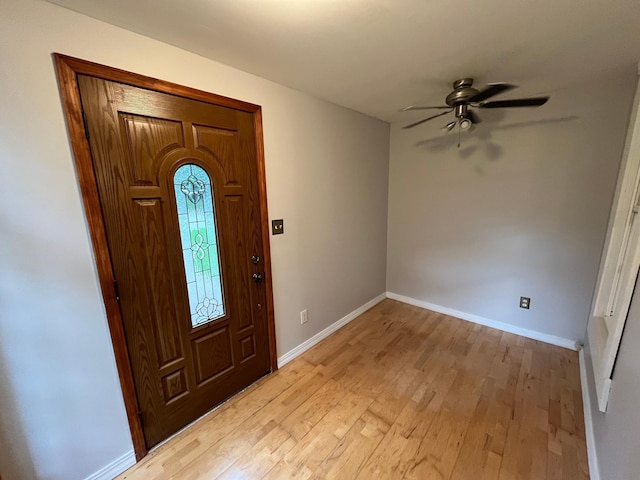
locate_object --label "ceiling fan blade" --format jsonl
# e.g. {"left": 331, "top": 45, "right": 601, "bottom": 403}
{"left": 399, "top": 105, "right": 451, "bottom": 112}
{"left": 402, "top": 109, "right": 453, "bottom": 129}
{"left": 466, "top": 110, "right": 481, "bottom": 124}
{"left": 479, "top": 97, "right": 549, "bottom": 109}
{"left": 469, "top": 83, "right": 516, "bottom": 103}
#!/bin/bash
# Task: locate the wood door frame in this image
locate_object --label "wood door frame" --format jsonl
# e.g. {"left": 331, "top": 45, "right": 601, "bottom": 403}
{"left": 53, "top": 53, "right": 278, "bottom": 460}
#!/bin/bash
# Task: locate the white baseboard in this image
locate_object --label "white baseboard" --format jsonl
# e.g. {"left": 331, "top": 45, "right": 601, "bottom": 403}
{"left": 386, "top": 292, "right": 579, "bottom": 351}
{"left": 84, "top": 449, "right": 135, "bottom": 480}
{"left": 579, "top": 347, "right": 600, "bottom": 480}
{"left": 277, "top": 292, "right": 387, "bottom": 367}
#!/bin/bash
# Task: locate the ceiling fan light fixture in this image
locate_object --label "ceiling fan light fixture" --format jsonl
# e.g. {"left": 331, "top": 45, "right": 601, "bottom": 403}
{"left": 459, "top": 117, "right": 472, "bottom": 130}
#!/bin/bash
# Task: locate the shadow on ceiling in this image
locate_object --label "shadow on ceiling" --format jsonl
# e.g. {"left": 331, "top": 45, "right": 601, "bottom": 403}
{"left": 413, "top": 114, "right": 580, "bottom": 161}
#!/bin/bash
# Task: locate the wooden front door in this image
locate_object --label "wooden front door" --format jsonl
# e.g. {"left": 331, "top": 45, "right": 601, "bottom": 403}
{"left": 77, "top": 75, "right": 273, "bottom": 448}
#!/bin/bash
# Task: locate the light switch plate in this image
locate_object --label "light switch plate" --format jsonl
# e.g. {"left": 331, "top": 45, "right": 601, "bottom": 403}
{"left": 272, "top": 219, "right": 284, "bottom": 235}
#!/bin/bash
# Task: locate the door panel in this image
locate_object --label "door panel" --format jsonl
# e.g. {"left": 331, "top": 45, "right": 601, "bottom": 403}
{"left": 78, "top": 75, "right": 271, "bottom": 447}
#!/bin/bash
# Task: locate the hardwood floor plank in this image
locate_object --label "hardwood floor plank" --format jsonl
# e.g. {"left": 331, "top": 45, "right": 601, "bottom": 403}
{"left": 117, "top": 299, "right": 589, "bottom": 480}
{"left": 280, "top": 379, "right": 346, "bottom": 441}
{"left": 322, "top": 410, "right": 389, "bottom": 478}
{"left": 355, "top": 400, "right": 437, "bottom": 479}
{"left": 214, "top": 425, "right": 295, "bottom": 480}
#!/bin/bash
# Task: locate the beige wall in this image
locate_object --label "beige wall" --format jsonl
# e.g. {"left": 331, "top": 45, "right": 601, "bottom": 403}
{"left": 387, "top": 71, "right": 636, "bottom": 343}
{"left": 0, "top": 1, "right": 389, "bottom": 478}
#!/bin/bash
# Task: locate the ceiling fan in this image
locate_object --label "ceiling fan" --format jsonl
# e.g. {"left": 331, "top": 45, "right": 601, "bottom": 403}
{"left": 401, "top": 78, "right": 549, "bottom": 131}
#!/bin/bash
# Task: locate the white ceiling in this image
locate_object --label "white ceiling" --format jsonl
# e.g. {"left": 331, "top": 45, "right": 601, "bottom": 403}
{"left": 47, "top": 0, "right": 640, "bottom": 123}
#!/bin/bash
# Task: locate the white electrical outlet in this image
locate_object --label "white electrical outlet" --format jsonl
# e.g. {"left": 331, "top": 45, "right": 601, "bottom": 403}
{"left": 300, "top": 309, "right": 308, "bottom": 324}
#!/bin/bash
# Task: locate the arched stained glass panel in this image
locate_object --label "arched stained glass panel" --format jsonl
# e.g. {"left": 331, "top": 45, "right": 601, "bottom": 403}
{"left": 174, "top": 164, "right": 225, "bottom": 327}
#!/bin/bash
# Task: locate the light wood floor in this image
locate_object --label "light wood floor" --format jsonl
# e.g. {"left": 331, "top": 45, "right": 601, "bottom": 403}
{"left": 117, "top": 299, "right": 589, "bottom": 479}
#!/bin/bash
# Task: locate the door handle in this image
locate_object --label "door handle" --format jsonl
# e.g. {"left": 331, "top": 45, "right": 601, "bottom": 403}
{"left": 252, "top": 273, "right": 263, "bottom": 283}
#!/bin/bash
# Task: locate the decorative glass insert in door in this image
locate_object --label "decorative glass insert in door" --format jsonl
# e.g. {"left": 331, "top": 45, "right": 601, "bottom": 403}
{"left": 174, "top": 164, "right": 225, "bottom": 327}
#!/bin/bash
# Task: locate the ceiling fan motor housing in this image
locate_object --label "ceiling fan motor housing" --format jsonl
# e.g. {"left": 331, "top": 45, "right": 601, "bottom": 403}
{"left": 445, "top": 78, "right": 479, "bottom": 107}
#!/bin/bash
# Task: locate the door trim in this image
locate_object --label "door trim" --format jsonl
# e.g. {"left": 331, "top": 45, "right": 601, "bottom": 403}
{"left": 53, "top": 54, "right": 278, "bottom": 460}
{"left": 587, "top": 71, "right": 640, "bottom": 412}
